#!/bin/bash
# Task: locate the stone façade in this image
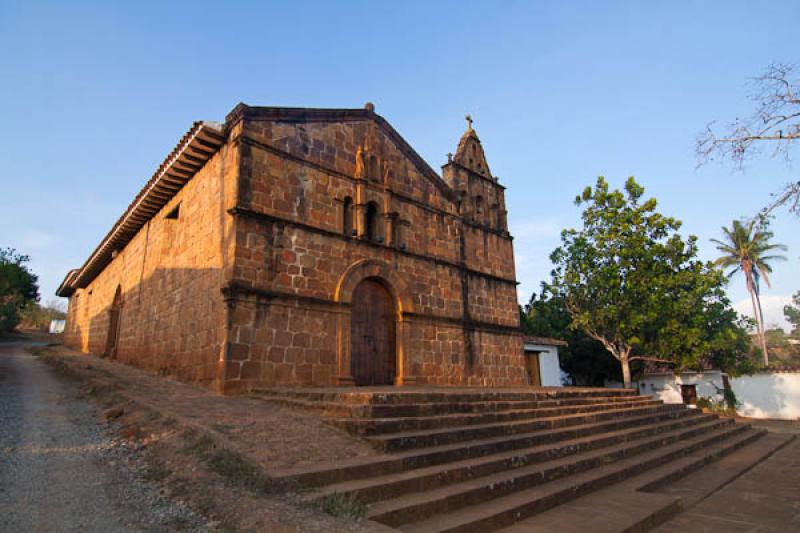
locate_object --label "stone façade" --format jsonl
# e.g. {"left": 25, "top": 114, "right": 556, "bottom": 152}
{"left": 58, "top": 103, "right": 525, "bottom": 394}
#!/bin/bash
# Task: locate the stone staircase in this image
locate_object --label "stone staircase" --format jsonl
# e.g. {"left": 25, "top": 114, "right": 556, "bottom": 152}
{"left": 257, "top": 387, "right": 769, "bottom": 532}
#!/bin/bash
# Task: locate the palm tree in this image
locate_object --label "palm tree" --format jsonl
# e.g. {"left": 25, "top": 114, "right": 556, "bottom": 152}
{"left": 711, "top": 220, "right": 787, "bottom": 366}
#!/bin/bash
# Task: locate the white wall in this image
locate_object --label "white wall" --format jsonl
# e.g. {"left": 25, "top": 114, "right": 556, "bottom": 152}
{"left": 731, "top": 373, "right": 800, "bottom": 420}
{"left": 637, "top": 372, "right": 726, "bottom": 405}
{"left": 524, "top": 343, "right": 563, "bottom": 387}
{"left": 538, "top": 350, "right": 562, "bottom": 387}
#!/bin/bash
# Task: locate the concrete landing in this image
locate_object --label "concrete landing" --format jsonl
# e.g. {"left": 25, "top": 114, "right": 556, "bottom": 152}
{"left": 654, "top": 433, "right": 800, "bottom": 532}
{"left": 499, "top": 428, "right": 795, "bottom": 532}
{"left": 258, "top": 386, "right": 616, "bottom": 393}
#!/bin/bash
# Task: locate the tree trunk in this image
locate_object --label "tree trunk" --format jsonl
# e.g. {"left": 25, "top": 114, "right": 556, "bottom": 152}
{"left": 743, "top": 265, "right": 769, "bottom": 367}
{"left": 620, "top": 353, "right": 632, "bottom": 389}
{"left": 751, "top": 285, "right": 770, "bottom": 366}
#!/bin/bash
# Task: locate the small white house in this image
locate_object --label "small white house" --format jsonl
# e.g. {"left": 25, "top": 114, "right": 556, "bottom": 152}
{"left": 49, "top": 319, "right": 66, "bottom": 334}
{"left": 523, "top": 336, "right": 566, "bottom": 387}
{"left": 637, "top": 370, "right": 727, "bottom": 405}
{"left": 638, "top": 368, "right": 800, "bottom": 421}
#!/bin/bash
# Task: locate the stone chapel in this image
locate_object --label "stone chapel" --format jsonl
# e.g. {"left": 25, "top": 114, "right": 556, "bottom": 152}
{"left": 57, "top": 103, "right": 526, "bottom": 393}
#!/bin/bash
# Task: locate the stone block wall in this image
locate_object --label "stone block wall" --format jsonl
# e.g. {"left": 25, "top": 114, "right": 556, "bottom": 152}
{"left": 61, "top": 106, "right": 526, "bottom": 394}
{"left": 219, "top": 108, "right": 525, "bottom": 391}
{"left": 62, "top": 144, "right": 238, "bottom": 390}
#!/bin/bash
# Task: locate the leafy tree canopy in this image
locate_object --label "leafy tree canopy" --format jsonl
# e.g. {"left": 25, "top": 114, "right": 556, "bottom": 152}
{"left": 710, "top": 218, "right": 786, "bottom": 365}
{"left": 520, "top": 289, "right": 620, "bottom": 386}
{"left": 548, "top": 177, "right": 753, "bottom": 387}
{"left": 19, "top": 299, "right": 66, "bottom": 331}
{"left": 0, "top": 248, "right": 40, "bottom": 334}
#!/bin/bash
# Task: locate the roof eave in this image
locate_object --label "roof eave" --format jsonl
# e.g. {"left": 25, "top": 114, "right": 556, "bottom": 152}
{"left": 57, "top": 121, "right": 226, "bottom": 296}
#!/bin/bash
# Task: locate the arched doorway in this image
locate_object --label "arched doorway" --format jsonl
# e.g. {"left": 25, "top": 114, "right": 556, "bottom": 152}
{"left": 350, "top": 277, "right": 396, "bottom": 385}
{"left": 104, "top": 285, "right": 122, "bottom": 358}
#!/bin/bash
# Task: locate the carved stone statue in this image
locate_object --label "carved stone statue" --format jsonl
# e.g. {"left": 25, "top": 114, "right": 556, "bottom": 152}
{"left": 382, "top": 161, "right": 392, "bottom": 185}
{"left": 355, "top": 145, "right": 366, "bottom": 179}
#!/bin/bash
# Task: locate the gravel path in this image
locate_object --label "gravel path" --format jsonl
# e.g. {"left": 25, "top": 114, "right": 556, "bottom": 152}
{"left": 0, "top": 339, "right": 209, "bottom": 533}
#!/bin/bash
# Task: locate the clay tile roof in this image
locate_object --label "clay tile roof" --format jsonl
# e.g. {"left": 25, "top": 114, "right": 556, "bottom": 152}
{"left": 56, "top": 121, "right": 226, "bottom": 296}
{"left": 523, "top": 336, "right": 568, "bottom": 347}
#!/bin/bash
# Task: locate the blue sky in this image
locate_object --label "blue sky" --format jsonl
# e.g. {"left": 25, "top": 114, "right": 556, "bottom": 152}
{"left": 1, "top": 1, "right": 797, "bottom": 328}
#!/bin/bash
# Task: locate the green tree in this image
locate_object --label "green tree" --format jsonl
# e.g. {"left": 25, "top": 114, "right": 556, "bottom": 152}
{"left": 549, "top": 177, "right": 751, "bottom": 387}
{"left": 711, "top": 219, "right": 787, "bottom": 365}
{"left": 19, "top": 299, "right": 67, "bottom": 331}
{"left": 785, "top": 291, "right": 800, "bottom": 337}
{"left": 521, "top": 289, "right": 620, "bottom": 386}
{"left": 0, "top": 248, "right": 40, "bottom": 334}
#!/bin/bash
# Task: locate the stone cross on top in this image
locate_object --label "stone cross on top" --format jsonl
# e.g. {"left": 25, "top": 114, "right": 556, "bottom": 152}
{"left": 465, "top": 114, "right": 474, "bottom": 130}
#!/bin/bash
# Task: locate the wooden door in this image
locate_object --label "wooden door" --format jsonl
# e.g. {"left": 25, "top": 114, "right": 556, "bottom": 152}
{"left": 681, "top": 384, "right": 697, "bottom": 405}
{"left": 350, "top": 278, "right": 396, "bottom": 386}
{"left": 526, "top": 352, "right": 542, "bottom": 386}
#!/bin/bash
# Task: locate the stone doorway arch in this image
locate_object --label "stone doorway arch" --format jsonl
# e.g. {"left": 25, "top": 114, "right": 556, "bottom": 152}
{"left": 334, "top": 259, "right": 415, "bottom": 386}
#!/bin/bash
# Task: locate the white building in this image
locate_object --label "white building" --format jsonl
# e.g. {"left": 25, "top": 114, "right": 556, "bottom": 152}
{"left": 637, "top": 370, "right": 727, "bottom": 405}
{"left": 637, "top": 368, "right": 800, "bottom": 421}
{"left": 523, "top": 336, "right": 566, "bottom": 387}
{"left": 730, "top": 369, "right": 800, "bottom": 420}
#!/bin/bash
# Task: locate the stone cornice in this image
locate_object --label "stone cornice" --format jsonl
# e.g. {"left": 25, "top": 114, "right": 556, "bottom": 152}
{"left": 228, "top": 207, "right": 519, "bottom": 287}
{"left": 237, "top": 134, "right": 512, "bottom": 240}
{"left": 442, "top": 160, "right": 506, "bottom": 189}
{"left": 221, "top": 282, "right": 522, "bottom": 336}
{"left": 226, "top": 103, "right": 456, "bottom": 202}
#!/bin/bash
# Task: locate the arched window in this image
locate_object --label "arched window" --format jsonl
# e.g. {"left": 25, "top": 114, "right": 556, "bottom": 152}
{"left": 365, "top": 201, "right": 380, "bottom": 242}
{"left": 474, "top": 196, "right": 484, "bottom": 224}
{"left": 343, "top": 196, "right": 354, "bottom": 237}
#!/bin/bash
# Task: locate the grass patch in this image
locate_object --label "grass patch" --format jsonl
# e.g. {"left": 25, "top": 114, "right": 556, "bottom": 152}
{"left": 207, "top": 447, "right": 268, "bottom": 491}
{"left": 180, "top": 433, "right": 276, "bottom": 494}
{"left": 317, "top": 492, "right": 366, "bottom": 520}
{"left": 211, "top": 423, "right": 237, "bottom": 435}
{"left": 182, "top": 433, "right": 215, "bottom": 457}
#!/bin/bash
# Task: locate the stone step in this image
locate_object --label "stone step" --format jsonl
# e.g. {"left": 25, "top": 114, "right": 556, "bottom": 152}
{"left": 361, "top": 395, "right": 653, "bottom": 418}
{"left": 498, "top": 485, "right": 681, "bottom": 533}
{"left": 252, "top": 387, "right": 638, "bottom": 406}
{"left": 504, "top": 431, "right": 793, "bottom": 533}
{"left": 371, "top": 404, "right": 688, "bottom": 452}
{"left": 272, "top": 409, "right": 706, "bottom": 488}
{"left": 333, "top": 398, "right": 663, "bottom": 436}
{"left": 310, "top": 414, "right": 725, "bottom": 505}
{"left": 254, "top": 394, "right": 654, "bottom": 419}
{"left": 387, "top": 424, "right": 757, "bottom": 532}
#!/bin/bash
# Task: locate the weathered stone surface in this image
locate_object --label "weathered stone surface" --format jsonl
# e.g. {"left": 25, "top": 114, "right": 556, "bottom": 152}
{"left": 60, "top": 105, "right": 525, "bottom": 393}
{"left": 261, "top": 388, "right": 774, "bottom": 531}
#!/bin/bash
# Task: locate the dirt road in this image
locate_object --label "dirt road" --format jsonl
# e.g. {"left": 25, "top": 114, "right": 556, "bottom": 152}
{"left": 0, "top": 338, "right": 208, "bottom": 533}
